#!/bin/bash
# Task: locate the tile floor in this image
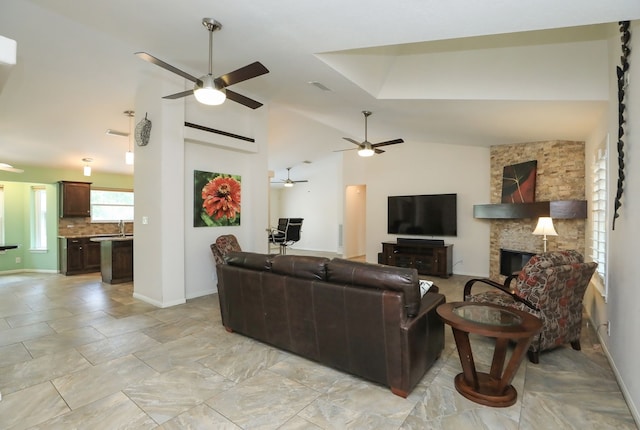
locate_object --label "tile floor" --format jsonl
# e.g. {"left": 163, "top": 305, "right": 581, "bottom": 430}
{"left": 0, "top": 270, "right": 636, "bottom": 429}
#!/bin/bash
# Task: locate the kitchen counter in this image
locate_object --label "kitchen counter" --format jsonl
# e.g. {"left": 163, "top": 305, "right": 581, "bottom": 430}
{"left": 59, "top": 234, "right": 133, "bottom": 239}
{"left": 95, "top": 237, "right": 134, "bottom": 284}
{"left": 89, "top": 235, "right": 134, "bottom": 242}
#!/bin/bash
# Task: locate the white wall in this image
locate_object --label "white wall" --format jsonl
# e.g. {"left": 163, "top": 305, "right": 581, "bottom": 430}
{"left": 272, "top": 153, "right": 343, "bottom": 253}
{"left": 275, "top": 117, "right": 492, "bottom": 275}
{"left": 134, "top": 71, "right": 269, "bottom": 303}
{"left": 583, "top": 20, "right": 640, "bottom": 423}
{"left": 355, "top": 140, "right": 491, "bottom": 276}
{"left": 133, "top": 73, "right": 186, "bottom": 308}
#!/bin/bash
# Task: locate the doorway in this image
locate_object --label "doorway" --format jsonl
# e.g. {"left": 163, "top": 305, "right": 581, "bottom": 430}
{"left": 343, "top": 185, "right": 366, "bottom": 260}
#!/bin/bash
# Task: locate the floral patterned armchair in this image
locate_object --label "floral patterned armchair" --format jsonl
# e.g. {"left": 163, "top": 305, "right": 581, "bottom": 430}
{"left": 464, "top": 250, "right": 597, "bottom": 363}
{"left": 210, "top": 234, "right": 242, "bottom": 265}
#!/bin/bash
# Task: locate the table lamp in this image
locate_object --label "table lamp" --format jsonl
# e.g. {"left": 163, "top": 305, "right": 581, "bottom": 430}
{"left": 532, "top": 217, "right": 557, "bottom": 252}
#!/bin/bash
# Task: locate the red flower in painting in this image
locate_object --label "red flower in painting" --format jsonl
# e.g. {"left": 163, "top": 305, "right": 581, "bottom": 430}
{"left": 201, "top": 176, "right": 241, "bottom": 220}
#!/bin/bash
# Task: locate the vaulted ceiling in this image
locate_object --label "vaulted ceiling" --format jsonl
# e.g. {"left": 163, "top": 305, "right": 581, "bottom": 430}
{"left": 1, "top": 0, "right": 639, "bottom": 177}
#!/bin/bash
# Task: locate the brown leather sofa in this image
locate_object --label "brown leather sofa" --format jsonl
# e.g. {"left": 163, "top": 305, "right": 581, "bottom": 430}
{"left": 216, "top": 251, "right": 446, "bottom": 397}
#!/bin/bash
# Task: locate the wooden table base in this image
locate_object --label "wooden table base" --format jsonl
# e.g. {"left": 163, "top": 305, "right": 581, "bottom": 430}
{"left": 437, "top": 302, "right": 542, "bottom": 408}
{"left": 454, "top": 373, "right": 517, "bottom": 407}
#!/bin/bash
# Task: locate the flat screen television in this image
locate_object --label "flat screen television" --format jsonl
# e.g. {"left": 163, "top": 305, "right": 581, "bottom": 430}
{"left": 387, "top": 193, "right": 457, "bottom": 236}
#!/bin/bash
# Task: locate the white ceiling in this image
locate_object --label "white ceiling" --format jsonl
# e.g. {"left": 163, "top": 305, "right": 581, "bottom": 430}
{"left": 1, "top": 0, "right": 639, "bottom": 178}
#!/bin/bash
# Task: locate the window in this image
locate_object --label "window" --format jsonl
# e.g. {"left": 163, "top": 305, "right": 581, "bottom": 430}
{"left": 90, "top": 188, "right": 134, "bottom": 222}
{"left": 0, "top": 185, "right": 4, "bottom": 245}
{"left": 591, "top": 142, "right": 608, "bottom": 298}
{"left": 31, "top": 186, "right": 47, "bottom": 250}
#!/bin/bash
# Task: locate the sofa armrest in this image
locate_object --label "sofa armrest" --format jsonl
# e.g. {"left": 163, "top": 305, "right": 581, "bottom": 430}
{"left": 401, "top": 292, "right": 446, "bottom": 379}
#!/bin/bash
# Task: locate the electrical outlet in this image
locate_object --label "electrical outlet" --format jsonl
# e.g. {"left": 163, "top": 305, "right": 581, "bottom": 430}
{"left": 607, "top": 320, "right": 611, "bottom": 336}
{"left": 15, "top": 257, "right": 21, "bottom": 264}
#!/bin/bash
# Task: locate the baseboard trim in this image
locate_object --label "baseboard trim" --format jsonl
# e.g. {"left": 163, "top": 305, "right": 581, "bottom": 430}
{"left": 589, "top": 314, "right": 640, "bottom": 427}
{"left": 0, "top": 269, "right": 58, "bottom": 275}
{"left": 132, "top": 292, "right": 186, "bottom": 309}
{"left": 186, "top": 287, "right": 217, "bottom": 300}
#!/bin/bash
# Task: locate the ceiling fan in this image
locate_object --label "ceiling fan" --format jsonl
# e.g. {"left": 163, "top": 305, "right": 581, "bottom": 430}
{"left": 135, "top": 18, "right": 269, "bottom": 109}
{"left": 271, "top": 167, "right": 308, "bottom": 187}
{"left": 0, "top": 163, "right": 23, "bottom": 173}
{"left": 337, "top": 111, "right": 404, "bottom": 157}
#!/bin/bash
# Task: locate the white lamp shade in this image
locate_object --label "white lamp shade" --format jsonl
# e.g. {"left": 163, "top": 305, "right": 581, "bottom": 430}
{"left": 283, "top": 181, "right": 294, "bottom": 188}
{"left": 357, "top": 145, "right": 375, "bottom": 157}
{"left": 125, "top": 150, "right": 134, "bottom": 165}
{"left": 194, "top": 75, "right": 226, "bottom": 105}
{"left": 83, "top": 165, "right": 91, "bottom": 177}
{"left": 532, "top": 217, "right": 558, "bottom": 236}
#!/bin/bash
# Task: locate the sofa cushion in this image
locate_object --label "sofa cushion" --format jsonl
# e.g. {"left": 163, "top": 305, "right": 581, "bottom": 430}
{"left": 326, "top": 259, "right": 421, "bottom": 317}
{"left": 225, "top": 251, "right": 272, "bottom": 271}
{"left": 271, "top": 255, "right": 329, "bottom": 281}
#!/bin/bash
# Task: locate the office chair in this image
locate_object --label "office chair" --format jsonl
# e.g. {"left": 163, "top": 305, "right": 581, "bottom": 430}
{"left": 268, "top": 218, "right": 303, "bottom": 254}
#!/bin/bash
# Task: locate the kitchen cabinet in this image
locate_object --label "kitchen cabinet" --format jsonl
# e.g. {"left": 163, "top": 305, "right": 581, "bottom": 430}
{"left": 59, "top": 237, "right": 101, "bottom": 275}
{"left": 59, "top": 181, "right": 91, "bottom": 217}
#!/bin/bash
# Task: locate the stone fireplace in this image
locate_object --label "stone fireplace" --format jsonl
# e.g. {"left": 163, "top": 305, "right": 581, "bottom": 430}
{"left": 487, "top": 140, "right": 587, "bottom": 280}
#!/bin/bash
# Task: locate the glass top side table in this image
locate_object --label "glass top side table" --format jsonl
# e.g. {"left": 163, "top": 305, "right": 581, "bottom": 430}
{"left": 437, "top": 301, "right": 542, "bottom": 407}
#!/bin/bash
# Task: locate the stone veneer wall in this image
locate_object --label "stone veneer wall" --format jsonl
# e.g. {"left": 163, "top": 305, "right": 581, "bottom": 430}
{"left": 489, "top": 140, "right": 586, "bottom": 279}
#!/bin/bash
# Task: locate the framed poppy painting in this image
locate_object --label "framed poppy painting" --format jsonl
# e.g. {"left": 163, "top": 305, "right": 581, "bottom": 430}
{"left": 194, "top": 170, "right": 241, "bottom": 227}
{"left": 501, "top": 160, "right": 537, "bottom": 203}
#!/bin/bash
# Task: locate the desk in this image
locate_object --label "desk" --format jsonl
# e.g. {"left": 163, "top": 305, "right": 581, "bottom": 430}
{"left": 437, "top": 302, "right": 542, "bottom": 407}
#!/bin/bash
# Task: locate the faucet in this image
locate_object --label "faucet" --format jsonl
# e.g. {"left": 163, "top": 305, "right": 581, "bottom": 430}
{"left": 118, "top": 220, "right": 125, "bottom": 237}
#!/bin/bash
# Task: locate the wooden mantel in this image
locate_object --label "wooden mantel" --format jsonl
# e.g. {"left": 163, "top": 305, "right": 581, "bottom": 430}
{"left": 473, "top": 200, "right": 587, "bottom": 219}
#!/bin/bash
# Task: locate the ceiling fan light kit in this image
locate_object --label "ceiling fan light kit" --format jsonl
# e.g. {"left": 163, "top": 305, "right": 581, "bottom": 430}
{"left": 135, "top": 17, "right": 269, "bottom": 109}
{"left": 194, "top": 75, "right": 227, "bottom": 105}
{"left": 272, "top": 167, "right": 309, "bottom": 187}
{"left": 340, "top": 110, "right": 404, "bottom": 157}
{"left": 357, "top": 144, "right": 375, "bottom": 157}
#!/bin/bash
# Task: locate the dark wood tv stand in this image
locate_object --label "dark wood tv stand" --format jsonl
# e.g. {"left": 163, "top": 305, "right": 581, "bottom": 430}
{"left": 381, "top": 241, "right": 453, "bottom": 278}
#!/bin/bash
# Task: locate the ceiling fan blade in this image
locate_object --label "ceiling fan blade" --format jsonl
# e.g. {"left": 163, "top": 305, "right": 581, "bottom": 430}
{"left": 374, "top": 148, "right": 386, "bottom": 154}
{"left": 163, "top": 89, "right": 195, "bottom": 100}
{"left": 216, "top": 61, "right": 269, "bottom": 87}
{"left": 333, "top": 148, "right": 357, "bottom": 152}
{"left": 225, "top": 89, "right": 263, "bottom": 109}
{"left": 371, "top": 138, "right": 404, "bottom": 148}
{"left": 135, "top": 52, "right": 200, "bottom": 84}
{"left": 343, "top": 137, "right": 363, "bottom": 146}
{"left": 293, "top": 180, "right": 309, "bottom": 183}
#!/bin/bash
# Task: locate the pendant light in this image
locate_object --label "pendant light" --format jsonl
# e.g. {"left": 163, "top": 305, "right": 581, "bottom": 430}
{"left": 82, "top": 158, "right": 92, "bottom": 177}
{"left": 124, "top": 110, "right": 134, "bottom": 165}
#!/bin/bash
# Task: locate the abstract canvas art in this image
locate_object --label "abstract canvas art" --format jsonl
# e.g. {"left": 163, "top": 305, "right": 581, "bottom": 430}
{"left": 501, "top": 160, "right": 537, "bottom": 203}
{"left": 194, "top": 170, "right": 241, "bottom": 227}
